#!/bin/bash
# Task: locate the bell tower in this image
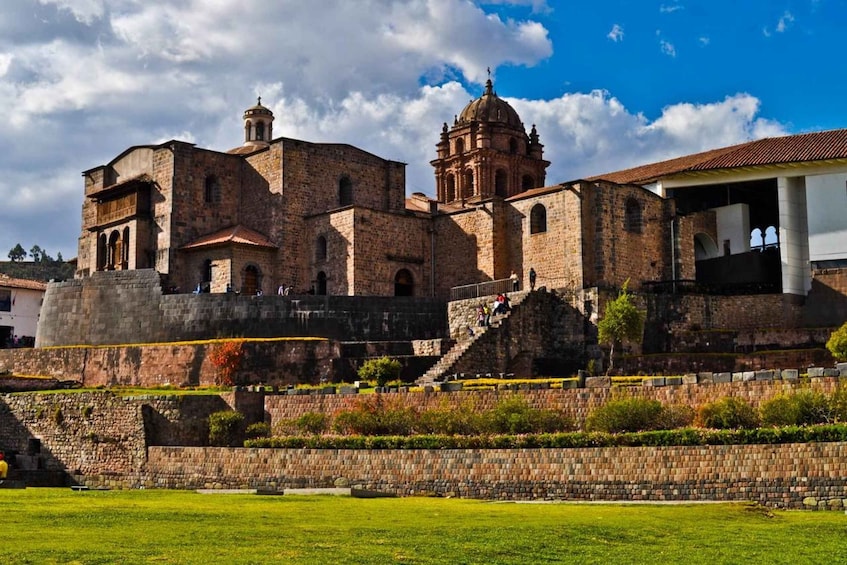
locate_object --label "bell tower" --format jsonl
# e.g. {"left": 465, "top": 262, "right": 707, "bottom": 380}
{"left": 242, "top": 97, "right": 274, "bottom": 149}
{"left": 431, "top": 77, "right": 549, "bottom": 204}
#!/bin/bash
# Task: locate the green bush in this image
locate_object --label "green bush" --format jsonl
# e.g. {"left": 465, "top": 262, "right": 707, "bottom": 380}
{"left": 585, "top": 397, "right": 664, "bottom": 433}
{"left": 357, "top": 357, "right": 402, "bottom": 387}
{"left": 760, "top": 391, "right": 832, "bottom": 427}
{"left": 209, "top": 410, "right": 245, "bottom": 447}
{"left": 830, "top": 385, "right": 847, "bottom": 422}
{"left": 657, "top": 404, "right": 696, "bottom": 430}
{"left": 296, "top": 412, "right": 329, "bottom": 435}
{"left": 245, "top": 422, "right": 271, "bottom": 440}
{"left": 332, "top": 395, "right": 416, "bottom": 436}
{"left": 697, "top": 397, "right": 758, "bottom": 430}
{"left": 484, "top": 396, "right": 573, "bottom": 434}
{"left": 826, "top": 321, "right": 847, "bottom": 361}
{"left": 244, "top": 423, "right": 847, "bottom": 449}
{"left": 416, "top": 401, "right": 485, "bottom": 435}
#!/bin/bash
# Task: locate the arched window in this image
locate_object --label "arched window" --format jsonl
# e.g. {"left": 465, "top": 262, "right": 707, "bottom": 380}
{"left": 764, "top": 225, "right": 779, "bottom": 249}
{"left": 455, "top": 138, "right": 465, "bottom": 155}
{"left": 242, "top": 265, "right": 260, "bottom": 296}
{"left": 255, "top": 121, "right": 265, "bottom": 141}
{"left": 530, "top": 203, "right": 547, "bottom": 234}
{"left": 463, "top": 170, "right": 474, "bottom": 198}
{"left": 495, "top": 169, "right": 508, "bottom": 197}
{"left": 750, "top": 228, "right": 764, "bottom": 250}
{"left": 316, "top": 271, "right": 327, "bottom": 295}
{"left": 394, "top": 269, "right": 414, "bottom": 296}
{"left": 97, "top": 234, "right": 107, "bottom": 271}
{"left": 445, "top": 174, "right": 456, "bottom": 202}
{"left": 121, "top": 227, "right": 130, "bottom": 269}
{"left": 509, "top": 137, "right": 518, "bottom": 154}
{"left": 204, "top": 175, "right": 219, "bottom": 204}
{"left": 316, "top": 236, "right": 327, "bottom": 261}
{"left": 339, "top": 176, "right": 353, "bottom": 206}
{"left": 244, "top": 120, "right": 252, "bottom": 142}
{"left": 522, "top": 175, "right": 534, "bottom": 190}
{"left": 694, "top": 233, "right": 719, "bottom": 260}
{"left": 624, "top": 198, "right": 642, "bottom": 234}
{"left": 108, "top": 231, "right": 121, "bottom": 270}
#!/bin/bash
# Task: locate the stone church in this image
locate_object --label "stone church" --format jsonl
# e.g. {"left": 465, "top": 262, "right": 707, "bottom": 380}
{"left": 76, "top": 79, "right": 847, "bottom": 328}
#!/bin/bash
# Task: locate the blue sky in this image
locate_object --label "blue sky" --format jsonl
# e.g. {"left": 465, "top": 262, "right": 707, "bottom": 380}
{"left": 0, "top": 0, "right": 844, "bottom": 260}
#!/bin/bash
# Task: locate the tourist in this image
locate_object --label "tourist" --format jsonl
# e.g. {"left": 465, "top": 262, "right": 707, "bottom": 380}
{"left": 476, "top": 304, "right": 486, "bottom": 327}
{"left": 466, "top": 325, "right": 475, "bottom": 338}
{"left": 277, "top": 284, "right": 285, "bottom": 295}
{"left": 510, "top": 270, "right": 519, "bottom": 291}
{"left": 483, "top": 303, "right": 491, "bottom": 326}
{"left": 0, "top": 452, "right": 7, "bottom": 479}
{"left": 529, "top": 267, "right": 536, "bottom": 291}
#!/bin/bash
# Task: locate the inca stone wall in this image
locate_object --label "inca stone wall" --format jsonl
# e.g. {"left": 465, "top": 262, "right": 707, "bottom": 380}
{"left": 36, "top": 269, "right": 447, "bottom": 347}
{"left": 145, "top": 443, "right": 847, "bottom": 509}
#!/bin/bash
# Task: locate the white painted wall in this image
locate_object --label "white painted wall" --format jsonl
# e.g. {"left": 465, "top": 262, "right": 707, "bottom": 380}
{"left": 712, "top": 203, "right": 751, "bottom": 256}
{"left": 805, "top": 172, "right": 847, "bottom": 262}
{"left": 0, "top": 287, "right": 44, "bottom": 338}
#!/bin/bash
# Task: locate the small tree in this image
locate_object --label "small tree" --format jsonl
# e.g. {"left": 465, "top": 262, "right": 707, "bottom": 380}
{"left": 208, "top": 340, "right": 246, "bottom": 386}
{"left": 597, "top": 280, "right": 645, "bottom": 374}
{"left": 208, "top": 410, "right": 245, "bottom": 446}
{"left": 358, "top": 356, "right": 402, "bottom": 387}
{"left": 29, "top": 245, "right": 43, "bottom": 262}
{"left": 8, "top": 243, "right": 25, "bottom": 262}
{"left": 826, "top": 321, "right": 847, "bottom": 361}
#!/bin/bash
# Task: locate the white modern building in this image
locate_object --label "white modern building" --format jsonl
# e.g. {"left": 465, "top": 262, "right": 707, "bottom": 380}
{"left": 0, "top": 274, "right": 47, "bottom": 346}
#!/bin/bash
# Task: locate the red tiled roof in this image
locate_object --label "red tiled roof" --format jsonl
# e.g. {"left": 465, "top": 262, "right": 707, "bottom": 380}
{"left": 590, "top": 129, "right": 847, "bottom": 185}
{"left": 0, "top": 274, "right": 47, "bottom": 291}
{"left": 180, "top": 225, "right": 277, "bottom": 250}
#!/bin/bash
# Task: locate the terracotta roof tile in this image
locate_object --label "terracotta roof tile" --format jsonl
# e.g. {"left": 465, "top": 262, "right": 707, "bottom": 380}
{"left": 181, "top": 225, "right": 277, "bottom": 250}
{"left": 590, "top": 128, "right": 847, "bottom": 184}
{"left": 0, "top": 274, "right": 47, "bottom": 291}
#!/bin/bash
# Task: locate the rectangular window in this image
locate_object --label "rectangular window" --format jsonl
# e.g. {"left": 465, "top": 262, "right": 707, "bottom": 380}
{"left": 0, "top": 289, "right": 10, "bottom": 312}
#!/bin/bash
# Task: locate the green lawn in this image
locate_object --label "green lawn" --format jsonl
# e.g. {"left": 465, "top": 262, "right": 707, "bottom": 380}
{"left": 2, "top": 489, "right": 845, "bottom": 564}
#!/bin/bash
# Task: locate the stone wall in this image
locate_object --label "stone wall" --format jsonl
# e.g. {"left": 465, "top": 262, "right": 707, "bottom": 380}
{"left": 36, "top": 269, "right": 447, "bottom": 347}
{"left": 145, "top": 443, "right": 847, "bottom": 508}
{"left": 0, "top": 340, "right": 340, "bottom": 387}
{"left": 264, "top": 378, "right": 846, "bottom": 431}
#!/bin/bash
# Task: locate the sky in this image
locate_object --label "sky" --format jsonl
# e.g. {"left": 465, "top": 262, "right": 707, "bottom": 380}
{"left": 1, "top": 0, "right": 845, "bottom": 261}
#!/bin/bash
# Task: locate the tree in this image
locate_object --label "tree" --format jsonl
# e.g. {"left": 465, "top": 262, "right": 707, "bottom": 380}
{"left": 826, "top": 321, "right": 847, "bottom": 361}
{"left": 8, "top": 243, "right": 26, "bottom": 262}
{"left": 597, "top": 280, "right": 645, "bottom": 374}
{"left": 358, "top": 356, "right": 402, "bottom": 387}
{"left": 29, "top": 245, "right": 43, "bottom": 262}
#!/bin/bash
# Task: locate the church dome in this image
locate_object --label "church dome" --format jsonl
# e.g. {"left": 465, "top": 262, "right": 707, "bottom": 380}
{"left": 457, "top": 79, "right": 523, "bottom": 129}
{"left": 243, "top": 97, "right": 273, "bottom": 120}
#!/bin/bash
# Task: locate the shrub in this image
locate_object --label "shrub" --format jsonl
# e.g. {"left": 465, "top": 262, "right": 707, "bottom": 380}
{"left": 416, "top": 400, "right": 485, "bottom": 435}
{"left": 245, "top": 422, "right": 271, "bottom": 440}
{"left": 760, "top": 391, "right": 832, "bottom": 427}
{"left": 826, "top": 321, "right": 847, "bottom": 361}
{"left": 484, "top": 396, "right": 573, "bottom": 434}
{"left": 697, "top": 397, "right": 758, "bottom": 429}
{"left": 295, "top": 412, "right": 329, "bottom": 435}
{"left": 52, "top": 406, "right": 64, "bottom": 425}
{"left": 585, "top": 397, "right": 664, "bottom": 433}
{"left": 830, "top": 385, "right": 847, "bottom": 422}
{"left": 357, "top": 357, "right": 402, "bottom": 387}
{"left": 208, "top": 410, "right": 245, "bottom": 446}
{"left": 657, "top": 404, "right": 696, "bottom": 430}
{"left": 208, "top": 340, "right": 246, "bottom": 386}
{"left": 332, "top": 395, "right": 415, "bottom": 436}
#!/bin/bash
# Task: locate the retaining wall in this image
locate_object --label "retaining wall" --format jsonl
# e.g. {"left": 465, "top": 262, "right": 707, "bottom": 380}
{"left": 145, "top": 443, "right": 847, "bottom": 509}
{"left": 36, "top": 269, "right": 447, "bottom": 347}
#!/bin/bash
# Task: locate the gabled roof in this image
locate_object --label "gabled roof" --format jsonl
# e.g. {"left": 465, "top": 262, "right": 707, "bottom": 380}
{"left": 590, "top": 128, "right": 847, "bottom": 185}
{"left": 180, "top": 225, "right": 277, "bottom": 251}
{"left": 0, "top": 274, "right": 47, "bottom": 291}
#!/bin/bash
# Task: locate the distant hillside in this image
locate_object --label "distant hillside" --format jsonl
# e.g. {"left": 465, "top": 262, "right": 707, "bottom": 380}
{"left": 0, "top": 261, "right": 75, "bottom": 282}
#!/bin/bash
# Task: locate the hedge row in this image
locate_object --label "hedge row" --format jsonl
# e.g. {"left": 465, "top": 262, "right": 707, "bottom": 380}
{"left": 245, "top": 423, "right": 847, "bottom": 449}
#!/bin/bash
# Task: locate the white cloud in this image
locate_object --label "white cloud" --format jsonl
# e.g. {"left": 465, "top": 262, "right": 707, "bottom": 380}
{"left": 37, "top": 0, "right": 106, "bottom": 24}
{"left": 776, "top": 11, "right": 794, "bottom": 32}
{"left": 659, "top": 3, "right": 684, "bottom": 13}
{"left": 699, "top": 36, "right": 710, "bottom": 46}
{"left": 660, "top": 39, "right": 676, "bottom": 57}
{"left": 607, "top": 24, "right": 624, "bottom": 42}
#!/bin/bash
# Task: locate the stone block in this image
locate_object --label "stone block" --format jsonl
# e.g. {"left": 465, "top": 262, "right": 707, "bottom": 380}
{"left": 838, "top": 363, "right": 847, "bottom": 377}
{"left": 440, "top": 382, "right": 463, "bottom": 392}
{"left": 560, "top": 379, "right": 579, "bottom": 389}
{"left": 742, "top": 371, "right": 756, "bottom": 382}
{"left": 585, "top": 377, "right": 611, "bottom": 388}
{"left": 665, "top": 377, "right": 683, "bottom": 386}
{"left": 643, "top": 377, "right": 665, "bottom": 387}
{"left": 682, "top": 374, "right": 698, "bottom": 385}
{"left": 338, "top": 386, "right": 358, "bottom": 395}
{"left": 781, "top": 369, "right": 799, "bottom": 381}
{"left": 710, "top": 372, "right": 730, "bottom": 383}
{"left": 697, "top": 372, "right": 712, "bottom": 381}
{"left": 755, "top": 370, "right": 774, "bottom": 381}
{"left": 823, "top": 368, "right": 840, "bottom": 377}
{"left": 808, "top": 367, "right": 825, "bottom": 377}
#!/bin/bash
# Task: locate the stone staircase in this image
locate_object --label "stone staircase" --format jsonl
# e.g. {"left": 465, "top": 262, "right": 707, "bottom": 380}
{"left": 416, "top": 291, "right": 532, "bottom": 386}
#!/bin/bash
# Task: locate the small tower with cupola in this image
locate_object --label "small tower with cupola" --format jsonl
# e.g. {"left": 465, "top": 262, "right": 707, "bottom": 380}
{"left": 242, "top": 97, "right": 274, "bottom": 149}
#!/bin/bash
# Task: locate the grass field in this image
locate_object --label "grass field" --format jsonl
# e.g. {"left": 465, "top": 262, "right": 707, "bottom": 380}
{"left": 2, "top": 489, "right": 845, "bottom": 564}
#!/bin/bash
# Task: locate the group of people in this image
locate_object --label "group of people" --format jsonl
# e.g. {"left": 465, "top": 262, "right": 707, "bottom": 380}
{"left": 475, "top": 293, "right": 512, "bottom": 327}
{"left": 3, "top": 335, "right": 32, "bottom": 349}
{"left": 509, "top": 267, "right": 538, "bottom": 292}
